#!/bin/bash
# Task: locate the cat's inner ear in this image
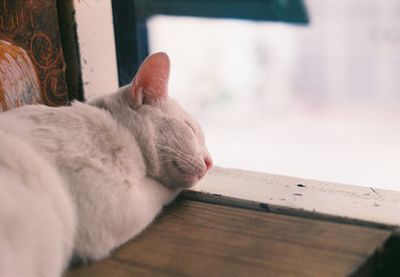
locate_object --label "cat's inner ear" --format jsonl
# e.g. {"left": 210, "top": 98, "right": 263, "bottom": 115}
{"left": 129, "top": 52, "right": 170, "bottom": 108}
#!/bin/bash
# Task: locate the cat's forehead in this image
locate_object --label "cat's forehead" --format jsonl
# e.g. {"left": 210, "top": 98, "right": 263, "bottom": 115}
{"left": 164, "top": 98, "right": 193, "bottom": 122}
{"left": 163, "top": 98, "right": 204, "bottom": 139}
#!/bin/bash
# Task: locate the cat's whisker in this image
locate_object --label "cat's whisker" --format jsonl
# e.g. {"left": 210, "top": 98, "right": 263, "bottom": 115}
{"left": 157, "top": 138, "right": 188, "bottom": 154}
{"left": 160, "top": 159, "right": 179, "bottom": 164}
{"left": 161, "top": 155, "right": 195, "bottom": 170}
{"left": 160, "top": 148, "right": 202, "bottom": 168}
{"left": 157, "top": 144, "right": 187, "bottom": 157}
{"left": 157, "top": 147, "right": 191, "bottom": 162}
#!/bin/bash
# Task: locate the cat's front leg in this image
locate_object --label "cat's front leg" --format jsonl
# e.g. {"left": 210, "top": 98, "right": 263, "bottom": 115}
{"left": 73, "top": 176, "right": 181, "bottom": 262}
{"left": 142, "top": 176, "right": 182, "bottom": 207}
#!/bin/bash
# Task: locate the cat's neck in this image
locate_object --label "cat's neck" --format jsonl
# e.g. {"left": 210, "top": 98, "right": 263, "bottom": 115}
{"left": 89, "top": 88, "right": 161, "bottom": 177}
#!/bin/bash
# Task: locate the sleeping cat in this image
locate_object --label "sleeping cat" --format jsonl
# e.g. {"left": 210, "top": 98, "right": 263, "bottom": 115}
{"left": 0, "top": 52, "right": 212, "bottom": 276}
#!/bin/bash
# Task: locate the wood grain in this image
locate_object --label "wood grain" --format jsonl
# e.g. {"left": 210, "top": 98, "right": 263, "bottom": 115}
{"left": 66, "top": 199, "right": 390, "bottom": 277}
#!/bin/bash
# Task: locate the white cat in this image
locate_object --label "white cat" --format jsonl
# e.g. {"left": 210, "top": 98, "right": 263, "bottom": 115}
{"left": 0, "top": 52, "right": 212, "bottom": 276}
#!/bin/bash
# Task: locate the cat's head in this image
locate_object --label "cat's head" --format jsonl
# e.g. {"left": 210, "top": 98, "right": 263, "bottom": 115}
{"left": 96, "top": 53, "right": 212, "bottom": 188}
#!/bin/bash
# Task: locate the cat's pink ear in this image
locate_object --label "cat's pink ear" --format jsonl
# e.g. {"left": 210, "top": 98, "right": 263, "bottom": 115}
{"left": 130, "top": 52, "right": 170, "bottom": 108}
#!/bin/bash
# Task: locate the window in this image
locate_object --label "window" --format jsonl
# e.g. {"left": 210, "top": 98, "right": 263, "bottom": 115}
{"left": 110, "top": 0, "right": 400, "bottom": 190}
{"left": 111, "top": 0, "right": 308, "bottom": 84}
{"left": 74, "top": 0, "right": 400, "bottom": 226}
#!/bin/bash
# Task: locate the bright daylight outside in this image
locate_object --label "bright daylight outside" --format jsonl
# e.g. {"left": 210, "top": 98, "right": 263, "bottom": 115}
{"left": 147, "top": 0, "right": 400, "bottom": 190}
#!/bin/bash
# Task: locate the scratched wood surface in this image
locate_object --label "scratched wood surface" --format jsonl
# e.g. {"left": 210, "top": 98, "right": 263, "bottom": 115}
{"left": 189, "top": 167, "right": 400, "bottom": 227}
{"left": 66, "top": 199, "right": 390, "bottom": 277}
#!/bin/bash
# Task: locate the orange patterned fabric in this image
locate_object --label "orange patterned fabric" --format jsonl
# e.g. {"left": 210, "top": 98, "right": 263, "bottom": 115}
{"left": 0, "top": 40, "right": 41, "bottom": 111}
{"left": 0, "top": 0, "right": 69, "bottom": 111}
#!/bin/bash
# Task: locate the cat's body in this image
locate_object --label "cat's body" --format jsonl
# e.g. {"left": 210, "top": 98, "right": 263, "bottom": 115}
{"left": 0, "top": 53, "right": 212, "bottom": 276}
{"left": 0, "top": 129, "right": 76, "bottom": 277}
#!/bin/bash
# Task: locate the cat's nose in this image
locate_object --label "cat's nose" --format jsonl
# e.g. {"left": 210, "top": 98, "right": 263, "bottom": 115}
{"left": 204, "top": 157, "right": 213, "bottom": 171}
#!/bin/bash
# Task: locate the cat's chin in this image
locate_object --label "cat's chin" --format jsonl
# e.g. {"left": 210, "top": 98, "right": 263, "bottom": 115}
{"left": 171, "top": 161, "right": 205, "bottom": 186}
{"left": 160, "top": 167, "right": 204, "bottom": 189}
{"left": 163, "top": 175, "right": 200, "bottom": 189}
{"left": 181, "top": 174, "right": 200, "bottom": 187}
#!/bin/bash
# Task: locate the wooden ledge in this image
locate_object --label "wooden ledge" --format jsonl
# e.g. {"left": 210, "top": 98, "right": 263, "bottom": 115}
{"left": 189, "top": 167, "right": 400, "bottom": 228}
{"left": 66, "top": 199, "right": 391, "bottom": 276}
{"left": 66, "top": 168, "right": 400, "bottom": 276}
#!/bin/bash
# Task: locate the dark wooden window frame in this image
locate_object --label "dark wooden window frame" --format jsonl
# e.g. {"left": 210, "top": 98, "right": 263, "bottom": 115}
{"left": 111, "top": 0, "right": 309, "bottom": 87}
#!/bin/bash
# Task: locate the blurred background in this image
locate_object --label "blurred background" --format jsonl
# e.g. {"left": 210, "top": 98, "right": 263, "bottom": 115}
{"left": 146, "top": 0, "right": 400, "bottom": 190}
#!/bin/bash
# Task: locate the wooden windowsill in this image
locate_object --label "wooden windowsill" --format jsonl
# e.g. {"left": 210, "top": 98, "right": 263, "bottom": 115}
{"left": 188, "top": 167, "right": 400, "bottom": 228}
{"left": 66, "top": 167, "right": 400, "bottom": 276}
{"left": 66, "top": 199, "right": 393, "bottom": 276}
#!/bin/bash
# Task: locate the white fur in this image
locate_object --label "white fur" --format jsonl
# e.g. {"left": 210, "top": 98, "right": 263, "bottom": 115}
{"left": 0, "top": 102, "right": 181, "bottom": 261}
{"left": 0, "top": 53, "right": 211, "bottom": 275}
{"left": 0, "top": 130, "right": 76, "bottom": 277}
